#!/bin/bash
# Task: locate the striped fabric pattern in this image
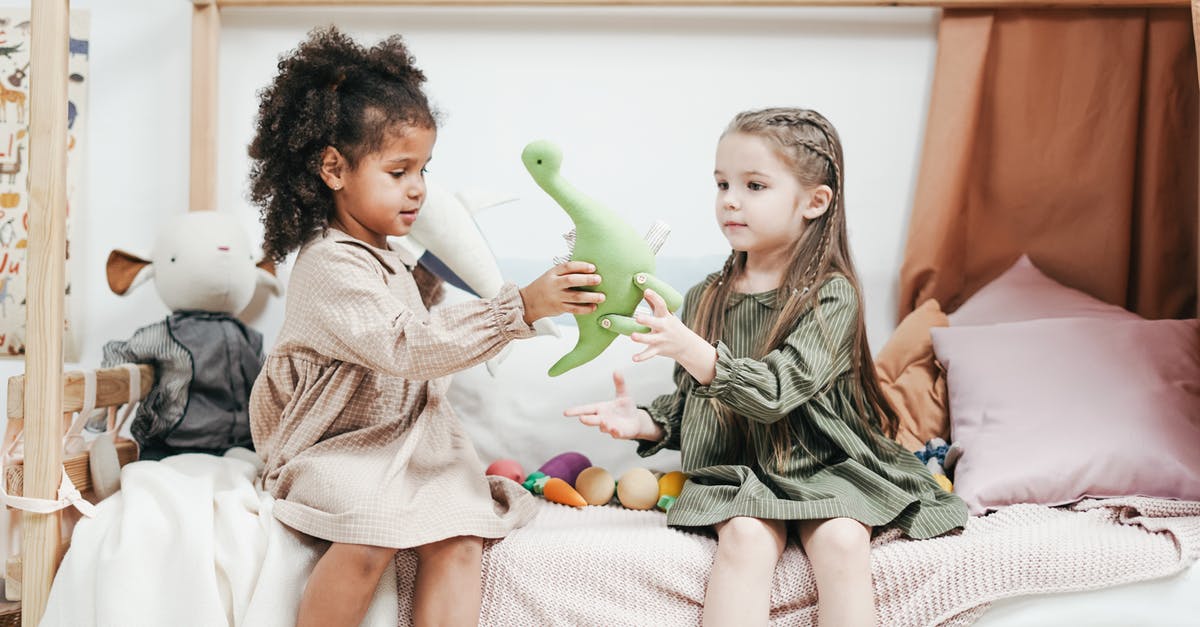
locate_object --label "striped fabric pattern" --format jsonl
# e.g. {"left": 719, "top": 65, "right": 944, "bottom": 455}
{"left": 637, "top": 273, "right": 968, "bottom": 539}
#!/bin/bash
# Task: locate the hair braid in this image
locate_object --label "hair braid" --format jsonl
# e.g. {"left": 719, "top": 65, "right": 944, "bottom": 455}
{"left": 789, "top": 136, "right": 840, "bottom": 295}
{"left": 715, "top": 250, "right": 737, "bottom": 286}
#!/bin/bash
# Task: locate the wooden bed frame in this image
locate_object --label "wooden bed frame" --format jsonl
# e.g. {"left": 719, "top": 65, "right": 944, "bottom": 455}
{"left": 12, "top": 0, "right": 1198, "bottom": 624}
{"left": 1, "top": 365, "right": 150, "bottom": 607}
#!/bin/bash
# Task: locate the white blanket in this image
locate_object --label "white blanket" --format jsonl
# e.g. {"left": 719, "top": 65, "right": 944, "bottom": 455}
{"left": 41, "top": 454, "right": 396, "bottom": 627}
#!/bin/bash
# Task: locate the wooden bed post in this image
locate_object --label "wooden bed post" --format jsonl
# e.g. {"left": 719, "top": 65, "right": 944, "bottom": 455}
{"left": 24, "top": 0, "right": 71, "bottom": 624}
{"left": 191, "top": 0, "right": 221, "bottom": 213}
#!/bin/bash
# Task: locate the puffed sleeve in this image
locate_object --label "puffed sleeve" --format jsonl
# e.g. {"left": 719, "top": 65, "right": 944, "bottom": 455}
{"left": 635, "top": 363, "right": 689, "bottom": 457}
{"left": 300, "top": 242, "right": 535, "bottom": 380}
{"left": 634, "top": 276, "right": 714, "bottom": 456}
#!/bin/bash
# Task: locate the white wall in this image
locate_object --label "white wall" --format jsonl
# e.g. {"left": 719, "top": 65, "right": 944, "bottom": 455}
{"left": 0, "top": 0, "right": 937, "bottom": 555}
{"left": 217, "top": 6, "right": 940, "bottom": 353}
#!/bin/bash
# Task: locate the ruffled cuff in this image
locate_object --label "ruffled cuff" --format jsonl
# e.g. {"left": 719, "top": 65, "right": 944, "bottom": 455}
{"left": 634, "top": 404, "right": 679, "bottom": 457}
{"left": 692, "top": 340, "right": 737, "bottom": 400}
{"left": 489, "top": 282, "right": 538, "bottom": 341}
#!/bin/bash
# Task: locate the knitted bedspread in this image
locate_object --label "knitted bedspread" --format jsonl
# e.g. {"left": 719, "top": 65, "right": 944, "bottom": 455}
{"left": 37, "top": 455, "right": 1200, "bottom": 626}
{"left": 394, "top": 497, "right": 1200, "bottom": 626}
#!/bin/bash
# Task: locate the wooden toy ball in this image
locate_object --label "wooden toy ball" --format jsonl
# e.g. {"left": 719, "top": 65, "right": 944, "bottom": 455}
{"left": 485, "top": 459, "right": 525, "bottom": 483}
{"left": 574, "top": 466, "right": 616, "bottom": 505}
{"left": 616, "top": 468, "right": 659, "bottom": 510}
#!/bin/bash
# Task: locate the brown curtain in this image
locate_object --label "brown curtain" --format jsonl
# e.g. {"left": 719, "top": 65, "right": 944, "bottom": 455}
{"left": 899, "top": 9, "right": 1198, "bottom": 321}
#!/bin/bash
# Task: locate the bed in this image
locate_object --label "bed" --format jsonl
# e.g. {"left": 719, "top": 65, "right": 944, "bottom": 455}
{"left": 9, "top": 0, "right": 1200, "bottom": 625}
{"left": 20, "top": 326, "right": 1200, "bottom": 625}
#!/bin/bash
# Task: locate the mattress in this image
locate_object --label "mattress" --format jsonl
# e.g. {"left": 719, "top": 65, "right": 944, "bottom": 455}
{"left": 974, "top": 558, "right": 1200, "bottom": 626}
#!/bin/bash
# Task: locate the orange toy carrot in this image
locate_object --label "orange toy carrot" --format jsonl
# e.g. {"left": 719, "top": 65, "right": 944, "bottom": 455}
{"left": 542, "top": 477, "right": 588, "bottom": 508}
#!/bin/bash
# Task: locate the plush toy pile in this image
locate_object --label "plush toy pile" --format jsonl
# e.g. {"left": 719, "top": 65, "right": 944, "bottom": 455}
{"left": 487, "top": 452, "right": 685, "bottom": 512}
{"left": 914, "top": 437, "right": 955, "bottom": 493}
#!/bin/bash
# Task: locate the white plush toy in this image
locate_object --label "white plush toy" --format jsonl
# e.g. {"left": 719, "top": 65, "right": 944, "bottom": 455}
{"left": 96, "top": 212, "right": 281, "bottom": 496}
{"left": 392, "top": 179, "right": 559, "bottom": 374}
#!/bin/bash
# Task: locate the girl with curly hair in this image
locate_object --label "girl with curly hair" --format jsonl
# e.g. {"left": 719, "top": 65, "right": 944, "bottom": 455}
{"left": 246, "top": 27, "right": 603, "bottom": 626}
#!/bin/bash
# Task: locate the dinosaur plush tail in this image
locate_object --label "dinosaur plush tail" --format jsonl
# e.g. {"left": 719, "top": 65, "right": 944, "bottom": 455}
{"left": 548, "top": 331, "right": 618, "bottom": 377}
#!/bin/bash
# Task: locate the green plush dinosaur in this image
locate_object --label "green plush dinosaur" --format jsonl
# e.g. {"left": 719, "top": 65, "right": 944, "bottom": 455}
{"left": 521, "top": 140, "right": 684, "bottom": 376}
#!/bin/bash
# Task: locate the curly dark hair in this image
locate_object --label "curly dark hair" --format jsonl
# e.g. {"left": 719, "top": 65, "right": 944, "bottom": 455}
{"left": 248, "top": 26, "right": 437, "bottom": 264}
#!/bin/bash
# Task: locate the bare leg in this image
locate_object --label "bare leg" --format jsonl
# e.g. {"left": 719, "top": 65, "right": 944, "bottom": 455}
{"left": 798, "top": 518, "right": 875, "bottom": 627}
{"left": 412, "top": 535, "right": 485, "bottom": 627}
{"left": 703, "top": 516, "right": 788, "bottom": 627}
{"left": 297, "top": 542, "right": 398, "bottom": 627}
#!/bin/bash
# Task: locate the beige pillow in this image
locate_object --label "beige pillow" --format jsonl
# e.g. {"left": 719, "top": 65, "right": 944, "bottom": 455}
{"left": 874, "top": 299, "right": 950, "bottom": 452}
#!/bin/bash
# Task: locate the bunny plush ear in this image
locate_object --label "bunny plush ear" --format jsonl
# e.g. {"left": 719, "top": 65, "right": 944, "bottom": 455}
{"left": 106, "top": 249, "right": 154, "bottom": 296}
{"left": 256, "top": 258, "right": 283, "bottom": 297}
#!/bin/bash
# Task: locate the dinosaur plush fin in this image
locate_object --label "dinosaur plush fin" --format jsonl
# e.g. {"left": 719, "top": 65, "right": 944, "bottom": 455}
{"left": 643, "top": 220, "right": 670, "bottom": 255}
{"left": 553, "top": 228, "right": 577, "bottom": 265}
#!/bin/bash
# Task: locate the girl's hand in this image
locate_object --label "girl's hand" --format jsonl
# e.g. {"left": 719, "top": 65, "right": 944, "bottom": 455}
{"left": 564, "top": 372, "right": 661, "bottom": 441}
{"left": 632, "top": 290, "right": 718, "bottom": 385}
{"left": 519, "top": 261, "right": 604, "bottom": 324}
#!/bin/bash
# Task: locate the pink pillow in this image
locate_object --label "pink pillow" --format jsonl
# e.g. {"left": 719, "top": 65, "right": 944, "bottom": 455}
{"left": 932, "top": 317, "right": 1200, "bottom": 515}
{"left": 949, "top": 255, "right": 1136, "bottom": 325}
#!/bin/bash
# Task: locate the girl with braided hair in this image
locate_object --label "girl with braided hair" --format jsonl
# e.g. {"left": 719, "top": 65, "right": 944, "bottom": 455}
{"left": 566, "top": 108, "right": 967, "bottom": 626}
{"left": 247, "top": 27, "right": 604, "bottom": 627}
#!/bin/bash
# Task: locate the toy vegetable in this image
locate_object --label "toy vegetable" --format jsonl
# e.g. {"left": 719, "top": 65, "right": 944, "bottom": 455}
{"left": 657, "top": 470, "right": 686, "bottom": 511}
{"left": 523, "top": 471, "right": 588, "bottom": 508}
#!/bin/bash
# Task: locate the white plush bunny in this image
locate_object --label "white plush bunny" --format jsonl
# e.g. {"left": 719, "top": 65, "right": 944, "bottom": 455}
{"left": 93, "top": 212, "right": 280, "bottom": 496}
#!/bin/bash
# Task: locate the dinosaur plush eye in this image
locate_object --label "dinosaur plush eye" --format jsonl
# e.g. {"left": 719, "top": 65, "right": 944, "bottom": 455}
{"left": 537, "top": 159, "right": 543, "bottom": 165}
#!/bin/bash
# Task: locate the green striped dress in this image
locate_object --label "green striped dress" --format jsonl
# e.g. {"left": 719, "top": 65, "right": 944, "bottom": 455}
{"left": 637, "top": 273, "right": 967, "bottom": 539}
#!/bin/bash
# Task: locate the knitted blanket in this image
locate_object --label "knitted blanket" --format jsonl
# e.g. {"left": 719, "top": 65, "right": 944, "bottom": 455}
{"left": 394, "top": 497, "right": 1200, "bottom": 626}
{"left": 38, "top": 456, "right": 1199, "bottom": 626}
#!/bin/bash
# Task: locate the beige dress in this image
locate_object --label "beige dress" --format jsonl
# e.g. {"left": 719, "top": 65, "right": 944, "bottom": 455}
{"left": 250, "top": 228, "right": 538, "bottom": 548}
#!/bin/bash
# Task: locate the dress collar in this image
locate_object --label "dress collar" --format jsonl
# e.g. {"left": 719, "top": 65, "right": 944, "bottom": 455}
{"left": 728, "top": 288, "right": 784, "bottom": 310}
{"left": 324, "top": 227, "right": 418, "bottom": 274}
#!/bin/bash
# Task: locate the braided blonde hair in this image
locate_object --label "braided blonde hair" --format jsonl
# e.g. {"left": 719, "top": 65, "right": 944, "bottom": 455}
{"left": 692, "top": 108, "right": 900, "bottom": 468}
